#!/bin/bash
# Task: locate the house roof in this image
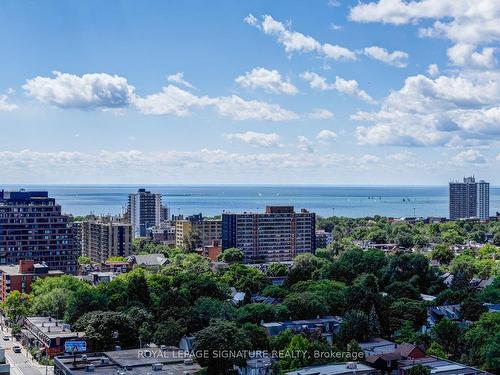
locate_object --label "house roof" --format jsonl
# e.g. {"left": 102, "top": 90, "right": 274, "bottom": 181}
{"left": 130, "top": 254, "right": 168, "bottom": 267}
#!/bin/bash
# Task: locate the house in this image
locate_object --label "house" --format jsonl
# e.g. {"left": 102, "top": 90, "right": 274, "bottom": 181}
{"left": 359, "top": 339, "right": 426, "bottom": 374}
{"left": 54, "top": 347, "right": 202, "bottom": 375}
{"left": 261, "top": 316, "right": 342, "bottom": 346}
{"left": 441, "top": 272, "right": 454, "bottom": 286}
{"left": 285, "top": 362, "right": 377, "bottom": 375}
{"left": 251, "top": 294, "right": 280, "bottom": 305}
{"left": 20, "top": 316, "right": 83, "bottom": 358}
{"left": 129, "top": 254, "right": 168, "bottom": 268}
{"left": 426, "top": 305, "right": 461, "bottom": 329}
{"left": 229, "top": 287, "right": 246, "bottom": 305}
{"left": 82, "top": 271, "right": 117, "bottom": 285}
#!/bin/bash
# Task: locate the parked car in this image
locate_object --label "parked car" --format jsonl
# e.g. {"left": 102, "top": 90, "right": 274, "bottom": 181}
{"left": 2, "top": 336, "right": 9, "bottom": 341}
{"left": 12, "top": 345, "right": 21, "bottom": 353}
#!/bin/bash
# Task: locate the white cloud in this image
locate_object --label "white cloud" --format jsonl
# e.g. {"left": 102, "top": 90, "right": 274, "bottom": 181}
{"left": 308, "top": 108, "right": 334, "bottom": 120}
{"left": 427, "top": 64, "right": 439, "bottom": 77}
{"left": 327, "top": 0, "right": 340, "bottom": 7}
{"left": 329, "top": 23, "right": 343, "bottom": 31}
{"left": 349, "top": 0, "right": 500, "bottom": 68}
{"left": 317, "top": 130, "right": 338, "bottom": 141}
{"left": 0, "top": 93, "right": 17, "bottom": 111}
{"left": 134, "top": 85, "right": 211, "bottom": 116}
{"left": 447, "top": 44, "right": 496, "bottom": 68}
{"left": 224, "top": 131, "right": 281, "bottom": 148}
{"left": 23, "top": 71, "right": 135, "bottom": 109}
{"left": 496, "top": 153, "right": 500, "bottom": 161}
{"left": 212, "top": 95, "right": 298, "bottom": 121}
{"left": 235, "top": 67, "right": 298, "bottom": 95}
{"left": 363, "top": 46, "right": 409, "bottom": 67}
{"left": 301, "top": 71, "right": 375, "bottom": 103}
{"left": 25, "top": 72, "right": 297, "bottom": 122}
{"left": 246, "top": 14, "right": 356, "bottom": 61}
{"left": 167, "top": 72, "right": 194, "bottom": 88}
{"left": 297, "top": 136, "right": 314, "bottom": 153}
{"left": 453, "top": 149, "right": 487, "bottom": 164}
{"left": 353, "top": 70, "right": 500, "bottom": 146}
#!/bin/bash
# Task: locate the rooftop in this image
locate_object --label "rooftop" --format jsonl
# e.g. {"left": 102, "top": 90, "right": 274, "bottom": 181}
{"left": 286, "top": 362, "right": 376, "bottom": 375}
{"left": 55, "top": 348, "right": 202, "bottom": 375}
{"left": 0, "top": 263, "right": 64, "bottom": 276}
{"left": 24, "top": 316, "right": 82, "bottom": 339}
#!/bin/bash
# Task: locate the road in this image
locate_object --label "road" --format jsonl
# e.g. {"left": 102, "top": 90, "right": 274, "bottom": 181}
{"left": 0, "top": 328, "right": 52, "bottom": 375}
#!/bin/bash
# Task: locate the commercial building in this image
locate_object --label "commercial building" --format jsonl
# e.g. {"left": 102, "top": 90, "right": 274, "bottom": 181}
{"left": 21, "top": 316, "right": 83, "bottom": 358}
{"left": 449, "top": 177, "right": 490, "bottom": 220}
{"left": 0, "top": 259, "right": 64, "bottom": 301}
{"left": 54, "top": 348, "right": 202, "bottom": 375}
{"left": 175, "top": 214, "right": 222, "bottom": 249}
{"left": 222, "top": 206, "right": 316, "bottom": 263}
{"left": 74, "top": 221, "right": 132, "bottom": 263}
{"left": 127, "top": 189, "right": 162, "bottom": 238}
{"left": 0, "top": 190, "right": 76, "bottom": 273}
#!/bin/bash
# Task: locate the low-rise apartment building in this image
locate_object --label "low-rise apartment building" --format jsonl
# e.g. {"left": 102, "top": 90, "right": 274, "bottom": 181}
{"left": 175, "top": 214, "right": 222, "bottom": 249}
{"left": 0, "top": 260, "right": 63, "bottom": 301}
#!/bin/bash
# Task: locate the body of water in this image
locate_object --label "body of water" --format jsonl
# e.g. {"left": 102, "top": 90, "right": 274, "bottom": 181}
{"left": 3, "top": 185, "right": 500, "bottom": 218}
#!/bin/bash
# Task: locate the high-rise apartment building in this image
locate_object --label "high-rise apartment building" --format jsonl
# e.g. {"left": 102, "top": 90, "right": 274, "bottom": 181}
{"left": 74, "top": 221, "right": 132, "bottom": 263}
{"left": 127, "top": 189, "right": 162, "bottom": 237}
{"left": 222, "top": 206, "right": 316, "bottom": 263}
{"left": 0, "top": 190, "right": 76, "bottom": 273}
{"left": 449, "top": 177, "right": 490, "bottom": 220}
{"left": 175, "top": 214, "right": 222, "bottom": 249}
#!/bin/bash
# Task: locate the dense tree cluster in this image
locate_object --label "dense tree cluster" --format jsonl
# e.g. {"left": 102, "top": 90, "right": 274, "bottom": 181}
{"left": 2, "top": 216, "right": 499, "bottom": 374}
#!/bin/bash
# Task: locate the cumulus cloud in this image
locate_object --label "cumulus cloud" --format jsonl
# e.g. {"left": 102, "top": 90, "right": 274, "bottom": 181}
{"left": 297, "top": 136, "right": 314, "bottom": 153}
{"left": 317, "top": 130, "right": 338, "bottom": 141}
{"left": 349, "top": 0, "right": 500, "bottom": 68}
{"left": 24, "top": 72, "right": 297, "bottom": 122}
{"left": 301, "top": 71, "right": 375, "bottom": 103}
{"left": 447, "top": 44, "right": 496, "bottom": 68}
{"left": 224, "top": 131, "right": 281, "bottom": 148}
{"left": 363, "top": 46, "right": 409, "bottom": 67}
{"left": 353, "top": 70, "right": 500, "bottom": 146}
{"left": 387, "top": 150, "right": 416, "bottom": 162}
{"left": 308, "top": 108, "right": 334, "bottom": 120}
{"left": 453, "top": 149, "right": 487, "bottom": 164}
{"left": 235, "top": 67, "right": 298, "bottom": 95}
{"left": 167, "top": 72, "right": 194, "bottom": 88}
{"left": 245, "top": 14, "right": 356, "bottom": 61}
{"left": 23, "top": 71, "right": 135, "bottom": 109}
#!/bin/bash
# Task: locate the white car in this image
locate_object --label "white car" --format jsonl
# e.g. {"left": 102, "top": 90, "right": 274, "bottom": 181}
{"left": 12, "top": 345, "right": 21, "bottom": 353}
{"left": 2, "top": 336, "right": 9, "bottom": 341}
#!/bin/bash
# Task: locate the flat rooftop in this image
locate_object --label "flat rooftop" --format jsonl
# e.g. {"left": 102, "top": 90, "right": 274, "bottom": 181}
{"left": 24, "top": 316, "right": 82, "bottom": 339}
{"left": 286, "top": 362, "right": 376, "bottom": 375}
{"left": 0, "top": 264, "right": 64, "bottom": 276}
{"left": 55, "top": 348, "right": 202, "bottom": 375}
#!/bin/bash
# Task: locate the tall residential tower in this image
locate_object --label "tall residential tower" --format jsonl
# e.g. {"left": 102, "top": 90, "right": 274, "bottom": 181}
{"left": 449, "top": 177, "right": 490, "bottom": 220}
{"left": 127, "top": 189, "right": 162, "bottom": 237}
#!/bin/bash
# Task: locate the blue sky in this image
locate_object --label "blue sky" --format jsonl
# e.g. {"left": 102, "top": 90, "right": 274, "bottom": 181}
{"left": 1, "top": 0, "right": 499, "bottom": 184}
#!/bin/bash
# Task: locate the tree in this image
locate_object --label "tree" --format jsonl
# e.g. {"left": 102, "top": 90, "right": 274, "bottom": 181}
{"left": 3, "top": 291, "right": 30, "bottom": 325}
{"left": 106, "top": 256, "right": 126, "bottom": 262}
{"left": 432, "top": 318, "right": 461, "bottom": 356}
{"left": 183, "top": 229, "right": 202, "bottom": 252}
{"left": 388, "top": 298, "right": 426, "bottom": 331}
{"left": 193, "top": 320, "right": 251, "bottom": 374}
{"left": 339, "top": 310, "right": 370, "bottom": 343}
{"left": 283, "top": 292, "right": 328, "bottom": 319}
{"left": 221, "top": 264, "right": 269, "bottom": 293}
{"left": 368, "top": 305, "right": 381, "bottom": 337}
{"left": 427, "top": 342, "right": 447, "bottom": 358}
{"left": 431, "top": 244, "right": 454, "bottom": 264}
{"left": 74, "top": 311, "right": 138, "bottom": 351}
{"left": 395, "top": 320, "right": 417, "bottom": 344}
{"left": 266, "top": 262, "right": 289, "bottom": 277}
{"left": 385, "top": 281, "right": 420, "bottom": 300}
{"left": 218, "top": 248, "right": 244, "bottom": 263}
{"left": 286, "top": 253, "right": 328, "bottom": 286}
{"left": 407, "top": 364, "right": 430, "bottom": 375}
{"left": 462, "top": 313, "right": 500, "bottom": 371}
{"left": 241, "top": 323, "right": 269, "bottom": 350}
{"left": 154, "top": 318, "right": 186, "bottom": 346}
{"left": 460, "top": 297, "right": 488, "bottom": 321}
{"left": 236, "top": 303, "right": 277, "bottom": 324}
{"left": 261, "top": 285, "right": 288, "bottom": 299}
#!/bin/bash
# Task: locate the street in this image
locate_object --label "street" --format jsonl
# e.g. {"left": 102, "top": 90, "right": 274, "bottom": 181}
{"left": 0, "top": 329, "right": 53, "bottom": 375}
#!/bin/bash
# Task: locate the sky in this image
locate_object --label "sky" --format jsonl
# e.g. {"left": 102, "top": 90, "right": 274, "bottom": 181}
{"left": 1, "top": 0, "right": 500, "bottom": 185}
